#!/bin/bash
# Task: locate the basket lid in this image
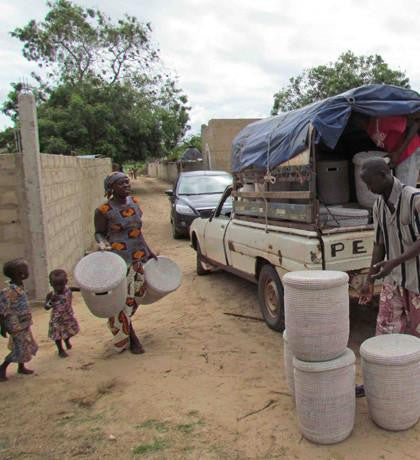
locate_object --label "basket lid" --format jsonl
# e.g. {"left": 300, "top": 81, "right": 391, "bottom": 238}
{"left": 143, "top": 256, "right": 182, "bottom": 293}
{"left": 293, "top": 348, "right": 355, "bottom": 372}
{"left": 283, "top": 270, "right": 348, "bottom": 289}
{"left": 360, "top": 334, "right": 420, "bottom": 365}
{"left": 74, "top": 251, "right": 127, "bottom": 292}
{"left": 352, "top": 151, "right": 387, "bottom": 166}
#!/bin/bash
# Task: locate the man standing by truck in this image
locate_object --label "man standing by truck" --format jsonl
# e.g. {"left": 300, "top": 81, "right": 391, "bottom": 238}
{"left": 359, "top": 158, "right": 420, "bottom": 337}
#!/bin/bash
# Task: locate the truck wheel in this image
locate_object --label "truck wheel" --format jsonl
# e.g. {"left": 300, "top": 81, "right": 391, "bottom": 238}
{"left": 258, "top": 264, "right": 285, "bottom": 332}
{"left": 196, "top": 242, "right": 211, "bottom": 276}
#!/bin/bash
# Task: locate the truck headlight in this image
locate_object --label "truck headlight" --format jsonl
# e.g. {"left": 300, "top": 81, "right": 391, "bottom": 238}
{"left": 176, "top": 203, "right": 195, "bottom": 215}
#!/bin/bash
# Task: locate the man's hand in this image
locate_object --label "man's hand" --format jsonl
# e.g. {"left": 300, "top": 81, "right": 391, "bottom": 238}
{"left": 359, "top": 281, "right": 374, "bottom": 305}
{"left": 371, "top": 259, "right": 398, "bottom": 280}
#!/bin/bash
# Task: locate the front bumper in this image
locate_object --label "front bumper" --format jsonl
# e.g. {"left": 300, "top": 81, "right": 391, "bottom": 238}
{"left": 174, "top": 213, "right": 198, "bottom": 235}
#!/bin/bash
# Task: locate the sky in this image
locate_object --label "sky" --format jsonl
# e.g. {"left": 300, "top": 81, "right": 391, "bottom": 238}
{"left": 1, "top": 0, "right": 420, "bottom": 135}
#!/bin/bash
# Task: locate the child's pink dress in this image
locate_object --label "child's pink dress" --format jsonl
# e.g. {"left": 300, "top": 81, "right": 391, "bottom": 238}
{"left": 46, "top": 288, "right": 79, "bottom": 341}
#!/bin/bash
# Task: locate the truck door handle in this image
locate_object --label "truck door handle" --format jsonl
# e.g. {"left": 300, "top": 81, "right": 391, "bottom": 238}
{"left": 221, "top": 225, "right": 225, "bottom": 229}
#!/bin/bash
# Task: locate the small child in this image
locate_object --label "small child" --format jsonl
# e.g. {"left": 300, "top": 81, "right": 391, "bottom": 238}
{"left": 0, "top": 258, "right": 38, "bottom": 382}
{"left": 45, "top": 269, "right": 80, "bottom": 358}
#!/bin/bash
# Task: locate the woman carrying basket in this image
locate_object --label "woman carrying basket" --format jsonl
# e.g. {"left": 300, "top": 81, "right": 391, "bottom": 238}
{"left": 94, "top": 172, "right": 156, "bottom": 354}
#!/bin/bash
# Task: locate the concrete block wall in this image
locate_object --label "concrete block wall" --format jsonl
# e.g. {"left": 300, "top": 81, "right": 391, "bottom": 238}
{"left": 147, "top": 161, "right": 178, "bottom": 183}
{"left": 201, "top": 119, "right": 260, "bottom": 172}
{"left": 0, "top": 153, "right": 111, "bottom": 293}
{"left": 0, "top": 154, "right": 27, "bottom": 287}
{"left": 147, "top": 161, "right": 158, "bottom": 177}
{"left": 41, "top": 154, "right": 111, "bottom": 277}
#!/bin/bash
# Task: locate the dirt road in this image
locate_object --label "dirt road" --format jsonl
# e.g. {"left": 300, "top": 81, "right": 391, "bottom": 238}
{"left": 0, "top": 176, "right": 418, "bottom": 459}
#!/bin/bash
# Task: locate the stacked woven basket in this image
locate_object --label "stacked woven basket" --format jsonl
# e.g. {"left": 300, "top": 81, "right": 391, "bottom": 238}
{"left": 283, "top": 270, "right": 355, "bottom": 444}
{"left": 360, "top": 333, "right": 420, "bottom": 431}
{"left": 282, "top": 270, "right": 420, "bottom": 442}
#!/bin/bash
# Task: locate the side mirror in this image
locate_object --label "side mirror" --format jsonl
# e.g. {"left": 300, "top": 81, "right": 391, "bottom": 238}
{"left": 164, "top": 189, "right": 173, "bottom": 197}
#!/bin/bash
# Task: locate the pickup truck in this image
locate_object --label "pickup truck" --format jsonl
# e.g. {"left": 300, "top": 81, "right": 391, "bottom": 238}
{"left": 190, "top": 185, "right": 374, "bottom": 331}
{"left": 191, "top": 85, "right": 420, "bottom": 332}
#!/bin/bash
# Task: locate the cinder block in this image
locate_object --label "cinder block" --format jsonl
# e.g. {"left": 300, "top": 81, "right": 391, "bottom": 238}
{"left": 0, "top": 208, "right": 18, "bottom": 224}
{"left": 0, "top": 155, "right": 15, "bottom": 170}
{"left": 0, "top": 171, "right": 18, "bottom": 187}
{"left": 0, "top": 222, "right": 23, "bottom": 241}
{"left": 0, "top": 242, "right": 25, "bottom": 261}
{"left": 0, "top": 190, "right": 19, "bottom": 206}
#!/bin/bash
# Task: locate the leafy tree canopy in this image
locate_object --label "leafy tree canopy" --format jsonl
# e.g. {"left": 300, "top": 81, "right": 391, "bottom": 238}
{"left": 1, "top": 0, "right": 190, "bottom": 161}
{"left": 166, "top": 134, "right": 202, "bottom": 161}
{"left": 11, "top": 0, "right": 159, "bottom": 86}
{"left": 272, "top": 51, "right": 410, "bottom": 115}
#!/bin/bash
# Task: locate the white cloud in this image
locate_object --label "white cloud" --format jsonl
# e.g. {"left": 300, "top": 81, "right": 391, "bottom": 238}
{"left": 1, "top": 0, "right": 420, "bottom": 134}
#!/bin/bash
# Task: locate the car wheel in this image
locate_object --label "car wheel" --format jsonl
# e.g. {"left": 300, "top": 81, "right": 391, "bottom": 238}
{"left": 196, "top": 242, "right": 211, "bottom": 276}
{"left": 258, "top": 264, "right": 285, "bottom": 332}
{"left": 171, "top": 217, "right": 183, "bottom": 239}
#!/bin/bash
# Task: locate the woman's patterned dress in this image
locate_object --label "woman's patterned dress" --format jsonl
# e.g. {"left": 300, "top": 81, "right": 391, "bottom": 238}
{"left": 97, "top": 196, "right": 150, "bottom": 351}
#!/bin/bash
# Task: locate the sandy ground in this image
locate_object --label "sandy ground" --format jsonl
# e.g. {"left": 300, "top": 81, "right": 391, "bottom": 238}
{"left": 0, "top": 176, "right": 419, "bottom": 460}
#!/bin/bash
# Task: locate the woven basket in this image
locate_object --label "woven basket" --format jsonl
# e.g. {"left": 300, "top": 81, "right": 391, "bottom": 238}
{"left": 360, "top": 334, "right": 420, "bottom": 431}
{"left": 294, "top": 348, "right": 356, "bottom": 444}
{"left": 136, "top": 256, "right": 182, "bottom": 305}
{"left": 283, "top": 330, "right": 295, "bottom": 401}
{"left": 74, "top": 251, "right": 127, "bottom": 318}
{"left": 283, "top": 270, "right": 349, "bottom": 361}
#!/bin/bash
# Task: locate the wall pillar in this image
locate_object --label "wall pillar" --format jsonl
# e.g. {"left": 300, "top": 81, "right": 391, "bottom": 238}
{"left": 18, "top": 92, "right": 49, "bottom": 300}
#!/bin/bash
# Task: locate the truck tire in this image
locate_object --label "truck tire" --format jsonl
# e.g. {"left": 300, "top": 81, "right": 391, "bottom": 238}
{"left": 258, "top": 264, "right": 285, "bottom": 332}
{"left": 196, "top": 242, "right": 211, "bottom": 276}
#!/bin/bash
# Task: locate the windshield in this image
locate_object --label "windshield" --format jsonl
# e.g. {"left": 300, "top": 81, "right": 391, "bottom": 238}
{"left": 178, "top": 174, "right": 232, "bottom": 195}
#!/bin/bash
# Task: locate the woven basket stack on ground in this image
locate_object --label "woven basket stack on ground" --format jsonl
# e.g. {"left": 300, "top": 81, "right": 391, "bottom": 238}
{"left": 293, "top": 349, "right": 356, "bottom": 444}
{"left": 284, "top": 270, "right": 349, "bottom": 361}
{"left": 282, "top": 330, "right": 295, "bottom": 401}
{"left": 283, "top": 270, "right": 355, "bottom": 444}
{"left": 360, "top": 334, "right": 420, "bottom": 431}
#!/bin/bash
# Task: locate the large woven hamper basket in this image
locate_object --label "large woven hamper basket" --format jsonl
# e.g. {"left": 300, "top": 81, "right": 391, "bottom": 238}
{"left": 294, "top": 348, "right": 356, "bottom": 444}
{"left": 136, "top": 256, "right": 182, "bottom": 305}
{"left": 360, "top": 334, "right": 420, "bottom": 431}
{"left": 283, "top": 330, "right": 295, "bottom": 400}
{"left": 283, "top": 270, "right": 349, "bottom": 361}
{"left": 74, "top": 251, "right": 127, "bottom": 318}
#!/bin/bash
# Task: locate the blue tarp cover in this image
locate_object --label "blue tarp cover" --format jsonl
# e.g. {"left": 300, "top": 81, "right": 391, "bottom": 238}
{"left": 231, "top": 84, "right": 420, "bottom": 172}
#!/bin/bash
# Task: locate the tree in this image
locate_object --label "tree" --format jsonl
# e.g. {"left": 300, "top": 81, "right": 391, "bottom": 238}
{"left": 2, "top": 0, "right": 190, "bottom": 161}
{"left": 11, "top": 0, "right": 159, "bottom": 86}
{"left": 271, "top": 51, "right": 410, "bottom": 115}
{"left": 33, "top": 78, "right": 188, "bottom": 162}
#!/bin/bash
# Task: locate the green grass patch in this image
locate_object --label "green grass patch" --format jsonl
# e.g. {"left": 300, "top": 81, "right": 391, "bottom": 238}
{"left": 135, "top": 419, "right": 170, "bottom": 433}
{"left": 176, "top": 423, "right": 195, "bottom": 434}
{"left": 132, "top": 438, "right": 170, "bottom": 455}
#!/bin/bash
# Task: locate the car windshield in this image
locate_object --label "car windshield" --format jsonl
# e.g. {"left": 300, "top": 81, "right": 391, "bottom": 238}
{"left": 178, "top": 174, "right": 232, "bottom": 195}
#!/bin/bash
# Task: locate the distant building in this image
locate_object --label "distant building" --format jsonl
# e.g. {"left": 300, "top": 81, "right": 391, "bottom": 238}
{"left": 201, "top": 118, "right": 260, "bottom": 172}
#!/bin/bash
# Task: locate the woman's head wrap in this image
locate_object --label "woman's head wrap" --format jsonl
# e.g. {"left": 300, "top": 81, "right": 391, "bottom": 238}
{"left": 104, "top": 171, "right": 128, "bottom": 198}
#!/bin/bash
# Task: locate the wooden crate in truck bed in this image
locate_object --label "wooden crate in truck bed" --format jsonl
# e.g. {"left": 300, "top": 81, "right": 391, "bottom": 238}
{"left": 232, "top": 165, "right": 315, "bottom": 224}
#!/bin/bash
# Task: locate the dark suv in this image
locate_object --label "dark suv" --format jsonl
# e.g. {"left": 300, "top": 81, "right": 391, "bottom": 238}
{"left": 165, "top": 170, "right": 232, "bottom": 238}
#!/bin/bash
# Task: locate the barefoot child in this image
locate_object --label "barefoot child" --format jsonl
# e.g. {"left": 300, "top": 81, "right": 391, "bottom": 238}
{"left": 0, "top": 259, "right": 38, "bottom": 381}
{"left": 45, "top": 269, "right": 80, "bottom": 358}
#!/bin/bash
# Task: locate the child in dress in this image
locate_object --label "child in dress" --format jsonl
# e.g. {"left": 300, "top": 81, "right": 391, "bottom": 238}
{"left": 45, "top": 269, "right": 80, "bottom": 358}
{"left": 0, "top": 258, "right": 38, "bottom": 381}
